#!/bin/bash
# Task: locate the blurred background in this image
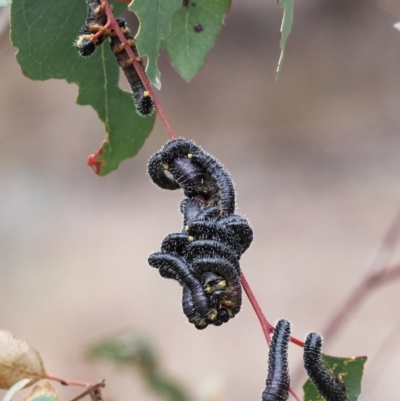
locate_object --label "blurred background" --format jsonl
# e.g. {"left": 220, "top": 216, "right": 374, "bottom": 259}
{"left": 1, "top": 0, "right": 400, "bottom": 400}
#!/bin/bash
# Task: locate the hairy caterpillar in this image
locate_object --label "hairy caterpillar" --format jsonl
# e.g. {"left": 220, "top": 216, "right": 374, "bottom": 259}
{"left": 303, "top": 333, "right": 347, "bottom": 401}
{"left": 75, "top": 1, "right": 109, "bottom": 57}
{"left": 262, "top": 319, "right": 291, "bottom": 401}
{"left": 110, "top": 19, "right": 154, "bottom": 116}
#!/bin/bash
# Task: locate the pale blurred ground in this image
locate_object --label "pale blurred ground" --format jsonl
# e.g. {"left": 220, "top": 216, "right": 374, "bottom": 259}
{"left": 1, "top": 0, "right": 400, "bottom": 400}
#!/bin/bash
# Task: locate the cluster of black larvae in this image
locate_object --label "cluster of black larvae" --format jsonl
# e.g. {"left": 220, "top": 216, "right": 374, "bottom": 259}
{"left": 148, "top": 139, "right": 253, "bottom": 329}
{"left": 74, "top": 0, "right": 154, "bottom": 116}
{"left": 261, "top": 320, "right": 347, "bottom": 401}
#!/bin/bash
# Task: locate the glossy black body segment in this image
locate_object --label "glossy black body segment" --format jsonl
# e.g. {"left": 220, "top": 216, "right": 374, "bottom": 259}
{"left": 262, "top": 319, "right": 291, "bottom": 401}
{"left": 303, "top": 333, "right": 347, "bottom": 401}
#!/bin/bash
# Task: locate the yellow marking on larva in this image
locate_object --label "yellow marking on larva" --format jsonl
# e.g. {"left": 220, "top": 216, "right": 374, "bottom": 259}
{"left": 204, "top": 286, "right": 212, "bottom": 294}
{"left": 162, "top": 163, "right": 169, "bottom": 170}
{"left": 120, "top": 59, "right": 133, "bottom": 68}
{"left": 187, "top": 153, "right": 193, "bottom": 159}
{"left": 221, "top": 299, "right": 232, "bottom": 307}
{"left": 143, "top": 91, "right": 150, "bottom": 98}
{"left": 75, "top": 34, "right": 94, "bottom": 47}
{"left": 113, "top": 43, "right": 125, "bottom": 53}
{"left": 184, "top": 225, "right": 189, "bottom": 231}
{"left": 136, "top": 56, "right": 143, "bottom": 63}
{"left": 208, "top": 309, "right": 218, "bottom": 321}
{"left": 188, "top": 236, "right": 194, "bottom": 242}
{"left": 218, "top": 280, "right": 227, "bottom": 288}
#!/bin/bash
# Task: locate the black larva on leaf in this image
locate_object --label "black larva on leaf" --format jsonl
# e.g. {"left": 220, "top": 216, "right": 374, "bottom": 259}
{"left": 303, "top": 333, "right": 347, "bottom": 401}
{"left": 262, "top": 319, "right": 291, "bottom": 401}
{"left": 75, "top": 1, "right": 108, "bottom": 57}
{"left": 110, "top": 18, "right": 155, "bottom": 117}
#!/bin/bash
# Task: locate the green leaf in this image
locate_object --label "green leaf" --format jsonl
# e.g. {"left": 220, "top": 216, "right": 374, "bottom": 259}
{"left": 161, "top": 0, "right": 231, "bottom": 82}
{"left": 10, "top": 0, "right": 155, "bottom": 176}
{"left": 1, "top": 379, "right": 32, "bottom": 401}
{"left": 0, "top": 0, "right": 11, "bottom": 6}
{"left": 129, "top": 0, "right": 181, "bottom": 89}
{"left": 303, "top": 354, "right": 367, "bottom": 401}
{"left": 88, "top": 331, "right": 191, "bottom": 401}
{"left": 276, "top": 0, "right": 294, "bottom": 80}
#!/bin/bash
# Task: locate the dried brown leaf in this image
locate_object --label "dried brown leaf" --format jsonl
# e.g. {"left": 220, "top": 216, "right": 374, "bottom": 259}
{"left": 0, "top": 330, "right": 46, "bottom": 389}
{"left": 23, "top": 381, "right": 58, "bottom": 401}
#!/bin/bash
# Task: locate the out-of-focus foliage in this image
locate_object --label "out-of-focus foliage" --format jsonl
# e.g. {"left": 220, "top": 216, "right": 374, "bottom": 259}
{"left": 87, "top": 331, "right": 191, "bottom": 401}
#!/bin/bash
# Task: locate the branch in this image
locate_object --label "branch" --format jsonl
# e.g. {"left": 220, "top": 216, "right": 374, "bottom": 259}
{"left": 100, "top": 0, "right": 177, "bottom": 140}
{"left": 322, "top": 206, "right": 400, "bottom": 342}
{"left": 291, "top": 206, "right": 400, "bottom": 386}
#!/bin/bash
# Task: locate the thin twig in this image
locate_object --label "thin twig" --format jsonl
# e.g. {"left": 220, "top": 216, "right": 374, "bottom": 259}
{"left": 322, "top": 206, "right": 400, "bottom": 342}
{"left": 100, "top": 0, "right": 177, "bottom": 140}
{"left": 43, "top": 372, "right": 98, "bottom": 388}
{"left": 68, "top": 380, "right": 106, "bottom": 401}
{"left": 291, "top": 206, "right": 400, "bottom": 387}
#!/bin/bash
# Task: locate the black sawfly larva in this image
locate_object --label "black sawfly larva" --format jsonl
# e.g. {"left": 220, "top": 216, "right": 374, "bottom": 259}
{"left": 109, "top": 18, "right": 154, "bottom": 116}
{"left": 262, "top": 319, "right": 291, "bottom": 401}
{"left": 303, "top": 333, "right": 347, "bottom": 401}
{"left": 75, "top": 1, "right": 109, "bottom": 57}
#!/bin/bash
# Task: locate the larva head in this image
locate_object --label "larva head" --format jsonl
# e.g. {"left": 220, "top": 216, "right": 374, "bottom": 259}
{"left": 75, "top": 35, "right": 96, "bottom": 57}
{"left": 136, "top": 92, "right": 155, "bottom": 116}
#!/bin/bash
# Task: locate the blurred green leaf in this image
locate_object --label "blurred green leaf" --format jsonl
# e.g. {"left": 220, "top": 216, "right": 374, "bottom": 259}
{"left": 10, "top": 0, "right": 155, "bottom": 176}
{"left": 276, "top": 0, "right": 294, "bottom": 79}
{"left": 88, "top": 331, "right": 190, "bottom": 401}
{"left": 129, "top": 0, "right": 181, "bottom": 89}
{"left": 303, "top": 354, "right": 367, "bottom": 401}
{"left": 88, "top": 332, "right": 157, "bottom": 370}
{"left": 161, "top": 0, "right": 231, "bottom": 82}
{"left": 1, "top": 379, "right": 32, "bottom": 401}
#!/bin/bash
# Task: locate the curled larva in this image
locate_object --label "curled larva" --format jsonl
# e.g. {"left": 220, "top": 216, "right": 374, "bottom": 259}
{"left": 148, "top": 153, "right": 181, "bottom": 190}
{"left": 262, "top": 319, "right": 291, "bottom": 401}
{"left": 219, "top": 214, "right": 254, "bottom": 255}
{"left": 190, "top": 257, "right": 242, "bottom": 316}
{"left": 153, "top": 139, "right": 236, "bottom": 215}
{"left": 180, "top": 198, "right": 220, "bottom": 227}
{"left": 303, "top": 333, "right": 347, "bottom": 401}
{"left": 186, "top": 239, "right": 240, "bottom": 274}
{"left": 148, "top": 253, "right": 216, "bottom": 326}
{"left": 186, "top": 221, "right": 241, "bottom": 256}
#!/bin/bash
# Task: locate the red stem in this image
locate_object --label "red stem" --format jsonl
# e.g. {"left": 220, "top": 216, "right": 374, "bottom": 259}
{"left": 43, "top": 373, "right": 98, "bottom": 387}
{"left": 100, "top": 0, "right": 177, "bottom": 140}
{"left": 240, "top": 273, "right": 273, "bottom": 345}
{"left": 240, "top": 273, "right": 305, "bottom": 347}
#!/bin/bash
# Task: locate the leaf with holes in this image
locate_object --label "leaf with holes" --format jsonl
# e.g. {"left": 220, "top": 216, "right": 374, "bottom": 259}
{"left": 276, "top": 0, "right": 294, "bottom": 79}
{"left": 129, "top": 0, "right": 181, "bottom": 89}
{"left": 10, "top": 0, "right": 155, "bottom": 176}
{"left": 161, "top": 0, "right": 231, "bottom": 82}
{"left": 303, "top": 354, "right": 367, "bottom": 401}
{"left": 0, "top": 330, "right": 45, "bottom": 389}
